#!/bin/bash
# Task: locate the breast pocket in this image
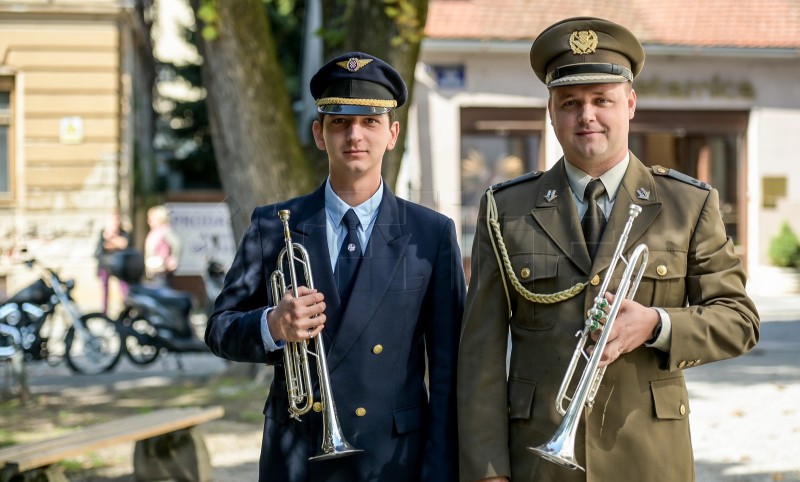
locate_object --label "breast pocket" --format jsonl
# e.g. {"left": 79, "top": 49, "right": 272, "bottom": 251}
{"left": 387, "top": 275, "right": 425, "bottom": 292}
{"left": 509, "top": 252, "right": 560, "bottom": 330}
{"left": 637, "top": 250, "right": 687, "bottom": 307}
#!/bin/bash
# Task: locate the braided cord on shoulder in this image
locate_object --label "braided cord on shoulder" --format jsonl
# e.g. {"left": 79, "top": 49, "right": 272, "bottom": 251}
{"left": 486, "top": 189, "right": 587, "bottom": 305}
{"left": 486, "top": 188, "right": 512, "bottom": 314}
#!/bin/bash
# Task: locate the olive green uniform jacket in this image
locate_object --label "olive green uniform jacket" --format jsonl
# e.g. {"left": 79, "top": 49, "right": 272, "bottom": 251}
{"left": 457, "top": 155, "right": 759, "bottom": 482}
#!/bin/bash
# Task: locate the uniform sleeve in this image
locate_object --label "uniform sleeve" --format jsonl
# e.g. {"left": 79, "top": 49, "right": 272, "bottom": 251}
{"left": 457, "top": 194, "right": 513, "bottom": 480}
{"left": 205, "top": 209, "right": 282, "bottom": 365}
{"left": 663, "top": 188, "right": 759, "bottom": 370}
{"left": 420, "top": 217, "right": 466, "bottom": 482}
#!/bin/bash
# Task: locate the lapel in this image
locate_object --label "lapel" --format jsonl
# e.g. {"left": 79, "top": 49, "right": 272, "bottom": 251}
{"left": 591, "top": 154, "right": 662, "bottom": 276}
{"left": 289, "top": 184, "right": 342, "bottom": 329}
{"left": 325, "top": 185, "right": 411, "bottom": 372}
{"left": 530, "top": 159, "right": 593, "bottom": 275}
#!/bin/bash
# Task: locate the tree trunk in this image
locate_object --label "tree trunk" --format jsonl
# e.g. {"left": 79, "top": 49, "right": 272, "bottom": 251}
{"left": 193, "top": 0, "right": 315, "bottom": 240}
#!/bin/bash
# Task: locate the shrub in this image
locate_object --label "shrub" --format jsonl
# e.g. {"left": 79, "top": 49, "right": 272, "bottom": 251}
{"left": 768, "top": 221, "right": 800, "bottom": 268}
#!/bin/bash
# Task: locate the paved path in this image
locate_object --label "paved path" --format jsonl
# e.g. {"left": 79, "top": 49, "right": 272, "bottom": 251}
{"left": 689, "top": 317, "right": 800, "bottom": 482}
{"left": 2, "top": 294, "right": 799, "bottom": 481}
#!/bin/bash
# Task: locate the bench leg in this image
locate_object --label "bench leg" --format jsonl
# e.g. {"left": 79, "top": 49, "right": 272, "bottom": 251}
{"left": 1, "top": 465, "right": 68, "bottom": 482}
{"left": 132, "top": 427, "right": 213, "bottom": 482}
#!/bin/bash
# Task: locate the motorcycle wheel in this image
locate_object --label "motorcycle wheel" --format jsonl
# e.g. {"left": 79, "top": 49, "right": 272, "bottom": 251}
{"left": 65, "top": 313, "right": 123, "bottom": 375}
{"left": 122, "top": 316, "right": 161, "bottom": 365}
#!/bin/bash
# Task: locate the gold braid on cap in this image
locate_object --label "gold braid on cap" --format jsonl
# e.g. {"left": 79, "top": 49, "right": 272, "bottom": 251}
{"left": 315, "top": 97, "right": 397, "bottom": 108}
{"left": 485, "top": 187, "right": 587, "bottom": 310}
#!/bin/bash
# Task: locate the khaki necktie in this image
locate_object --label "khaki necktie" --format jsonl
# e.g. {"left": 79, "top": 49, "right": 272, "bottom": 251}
{"left": 582, "top": 179, "right": 607, "bottom": 259}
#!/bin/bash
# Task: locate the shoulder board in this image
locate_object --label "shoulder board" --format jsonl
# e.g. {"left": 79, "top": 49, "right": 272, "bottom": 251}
{"left": 651, "top": 166, "right": 711, "bottom": 191}
{"left": 489, "top": 171, "right": 543, "bottom": 193}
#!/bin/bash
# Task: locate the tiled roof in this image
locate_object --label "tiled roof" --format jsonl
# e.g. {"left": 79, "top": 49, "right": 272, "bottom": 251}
{"left": 426, "top": 0, "right": 800, "bottom": 49}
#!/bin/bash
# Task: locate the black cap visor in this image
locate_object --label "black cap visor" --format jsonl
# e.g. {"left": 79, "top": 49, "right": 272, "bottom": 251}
{"left": 317, "top": 104, "right": 392, "bottom": 115}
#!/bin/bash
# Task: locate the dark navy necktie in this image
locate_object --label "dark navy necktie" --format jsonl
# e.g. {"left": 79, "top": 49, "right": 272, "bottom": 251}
{"left": 334, "top": 209, "right": 363, "bottom": 300}
{"left": 582, "top": 179, "right": 607, "bottom": 259}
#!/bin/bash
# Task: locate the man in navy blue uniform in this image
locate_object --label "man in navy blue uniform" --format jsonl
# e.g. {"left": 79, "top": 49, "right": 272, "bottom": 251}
{"left": 206, "top": 51, "right": 466, "bottom": 482}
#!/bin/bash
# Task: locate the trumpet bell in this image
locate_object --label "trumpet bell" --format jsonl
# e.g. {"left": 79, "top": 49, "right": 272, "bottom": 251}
{"left": 309, "top": 433, "right": 363, "bottom": 461}
{"left": 529, "top": 438, "right": 584, "bottom": 472}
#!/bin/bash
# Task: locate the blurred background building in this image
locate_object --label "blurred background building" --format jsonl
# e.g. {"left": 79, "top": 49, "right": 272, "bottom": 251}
{"left": 1, "top": 0, "right": 798, "bottom": 311}
{"left": 408, "top": 0, "right": 800, "bottom": 287}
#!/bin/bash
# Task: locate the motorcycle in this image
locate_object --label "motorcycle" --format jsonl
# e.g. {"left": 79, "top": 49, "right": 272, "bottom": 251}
{"left": 104, "top": 249, "right": 209, "bottom": 367}
{"left": 0, "top": 258, "right": 123, "bottom": 375}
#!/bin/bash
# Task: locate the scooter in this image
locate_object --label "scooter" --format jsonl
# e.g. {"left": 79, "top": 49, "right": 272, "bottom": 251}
{"left": 0, "top": 258, "right": 122, "bottom": 375}
{"left": 104, "top": 249, "right": 209, "bottom": 367}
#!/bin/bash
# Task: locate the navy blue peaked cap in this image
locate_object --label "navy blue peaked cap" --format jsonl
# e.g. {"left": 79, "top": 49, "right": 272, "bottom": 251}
{"left": 310, "top": 51, "right": 408, "bottom": 115}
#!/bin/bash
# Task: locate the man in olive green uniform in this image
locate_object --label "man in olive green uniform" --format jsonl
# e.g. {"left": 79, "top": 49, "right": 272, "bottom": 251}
{"left": 457, "top": 17, "right": 760, "bottom": 482}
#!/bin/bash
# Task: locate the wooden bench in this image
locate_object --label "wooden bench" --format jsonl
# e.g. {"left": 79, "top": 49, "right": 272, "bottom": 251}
{"left": 0, "top": 405, "right": 225, "bottom": 482}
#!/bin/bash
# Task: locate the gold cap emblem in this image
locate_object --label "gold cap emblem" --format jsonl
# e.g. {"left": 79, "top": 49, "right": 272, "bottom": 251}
{"left": 337, "top": 57, "right": 373, "bottom": 72}
{"left": 569, "top": 30, "right": 598, "bottom": 54}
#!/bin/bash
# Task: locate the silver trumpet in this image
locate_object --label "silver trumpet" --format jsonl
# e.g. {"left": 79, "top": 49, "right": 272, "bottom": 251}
{"left": 529, "top": 204, "right": 649, "bottom": 471}
{"left": 270, "top": 209, "right": 362, "bottom": 461}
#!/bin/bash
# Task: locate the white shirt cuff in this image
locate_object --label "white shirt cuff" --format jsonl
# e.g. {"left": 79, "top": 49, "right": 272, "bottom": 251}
{"left": 260, "top": 307, "right": 285, "bottom": 352}
{"left": 647, "top": 307, "right": 672, "bottom": 352}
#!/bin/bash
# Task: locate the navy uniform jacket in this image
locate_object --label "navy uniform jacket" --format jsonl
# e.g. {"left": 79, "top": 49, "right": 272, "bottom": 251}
{"left": 458, "top": 155, "right": 759, "bottom": 481}
{"left": 206, "top": 182, "right": 466, "bottom": 482}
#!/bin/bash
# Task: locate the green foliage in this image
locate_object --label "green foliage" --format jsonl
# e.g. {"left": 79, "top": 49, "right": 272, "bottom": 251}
{"left": 316, "top": 0, "right": 354, "bottom": 51}
{"left": 768, "top": 221, "right": 800, "bottom": 268}
{"left": 383, "top": 0, "right": 424, "bottom": 46}
{"left": 197, "top": 0, "right": 220, "bottom": 41}
{"left": 157, "top": 32, "right": 220, "bottom": 190}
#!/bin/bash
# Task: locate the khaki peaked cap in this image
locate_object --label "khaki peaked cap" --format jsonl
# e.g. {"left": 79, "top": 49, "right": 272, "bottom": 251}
{"left": 530, "top": 17, "right": 645, "bottom": 88}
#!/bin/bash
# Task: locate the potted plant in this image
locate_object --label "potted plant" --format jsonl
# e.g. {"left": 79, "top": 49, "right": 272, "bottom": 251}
{"left": 765, "top": 221, "right": 800, "bottom": 293}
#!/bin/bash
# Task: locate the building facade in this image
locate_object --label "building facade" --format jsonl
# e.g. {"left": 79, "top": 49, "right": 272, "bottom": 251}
{"left": 404, "top": 0, "right": 800, "bottom": 288}
{"left": 0, "top": 0, "right": 143, "bottom": 308}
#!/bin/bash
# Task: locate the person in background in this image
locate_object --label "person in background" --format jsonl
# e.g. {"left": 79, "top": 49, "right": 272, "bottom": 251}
{"left": 144, "top": 205, "right": 181, "bottom": 287}
{"left": 206, "top": 51, "right": 465, "bottom": 482}
{"left": 95, "top": 207, "right": 130, "bottom": 314}
{"left": 457, "top": 17, "right": 760, "bottom": 482}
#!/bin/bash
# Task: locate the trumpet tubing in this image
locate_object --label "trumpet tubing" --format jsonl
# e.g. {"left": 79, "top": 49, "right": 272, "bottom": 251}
{"left": 270, "top": 209, "right": 361, "bottom": 460}
{"left": 529, "top": 204, "right": 649, "bottom": 471}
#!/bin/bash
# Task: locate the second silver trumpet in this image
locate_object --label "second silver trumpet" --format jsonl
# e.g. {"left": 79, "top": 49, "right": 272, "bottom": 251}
{"left": 270, "top": 209, "right": 361, "bottom": 460}
{"left": 529, "top": 203, "right": 649, "bottom": 471}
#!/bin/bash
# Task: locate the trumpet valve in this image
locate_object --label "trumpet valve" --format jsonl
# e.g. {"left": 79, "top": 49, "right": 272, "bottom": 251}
{"left": 586, "top": 307, "right": 606, "bottom": 331}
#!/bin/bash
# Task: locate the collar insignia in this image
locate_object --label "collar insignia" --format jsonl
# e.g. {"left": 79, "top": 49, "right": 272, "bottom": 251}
{"left": 337, "top": 58, "right": 373, "bottom": 72}
{"left": 570, "top": 30, "right": 598, "bottom": 55}
{"left": 544, "top": 189, "right": 557, "bottom": 202}
{"left": 636, "top": 188, "right": 650, "bottom": 200}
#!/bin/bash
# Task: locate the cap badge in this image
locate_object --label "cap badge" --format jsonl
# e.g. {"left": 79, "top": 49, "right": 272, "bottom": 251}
{"left": 569, "top": 30, "right": 598, "bottom": 55}
{"left": 337, "top": 57, "right": 373, "bottom": 73}
{"left": 544, "top": 190, "right": 558, "bottom": 202}
{"left": 636, "top": 188, "right": 650, "bottom": 200}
